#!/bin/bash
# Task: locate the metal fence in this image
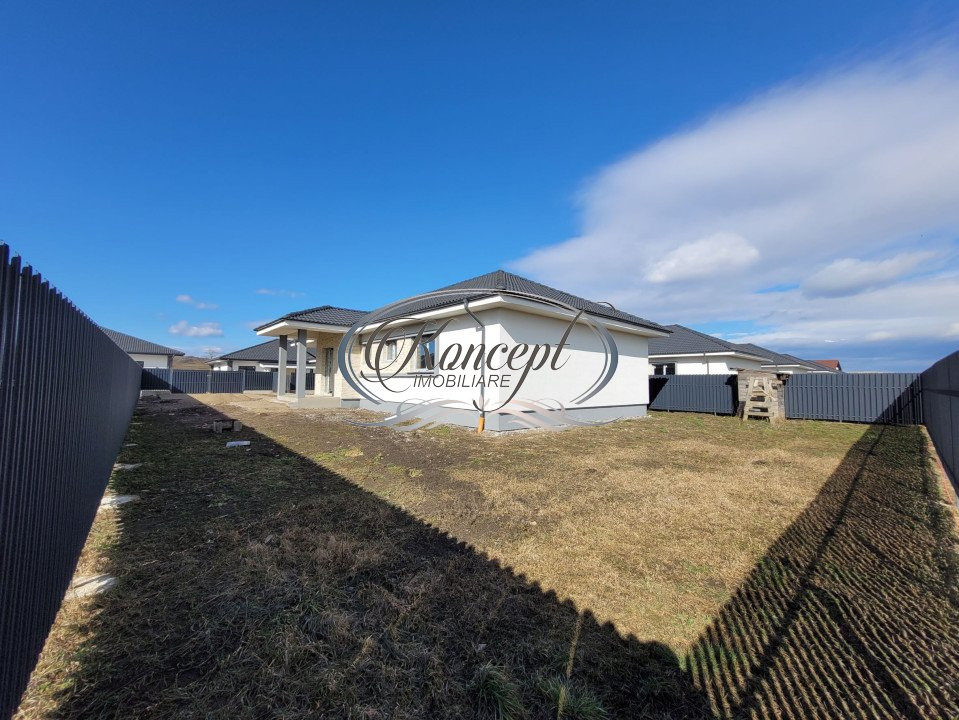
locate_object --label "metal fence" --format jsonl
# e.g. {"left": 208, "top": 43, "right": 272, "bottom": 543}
{"left": 244, "top": 370, "right": 275, "bottom": 391}
{"left": 141, "top": 368, "right": 315, "bottom": 394}
{"left": 649, "top": 374, "right": 738, "bottom": 414}
{"left": 785, "top": 372, "right": 923, "bottom": 424}
{"left": 922, "top": 351, "right": 958, "bottom": 485}
{"left": 0, "top": 244, "right": 140, "bottom": 718}
{"left": 142, "top": 368, "right": 247, "bottom": 393}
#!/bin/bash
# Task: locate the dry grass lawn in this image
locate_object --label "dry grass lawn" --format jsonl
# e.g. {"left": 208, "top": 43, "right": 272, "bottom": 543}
{"left": 16, "top": 394, "right": 959, "bottom": 719}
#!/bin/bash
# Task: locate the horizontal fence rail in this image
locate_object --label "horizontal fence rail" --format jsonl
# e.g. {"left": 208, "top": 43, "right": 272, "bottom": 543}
{"left": 785, "top": 372, "right": 923, "bottom": 424}
{"left": 0, "top": 244, "right": 140, "bottom": 718}
{"left": 649, "top": 374, "right": 738, "bottom": 415}
{"left": 922, "top": 351, "right": 958, "bottom": 486}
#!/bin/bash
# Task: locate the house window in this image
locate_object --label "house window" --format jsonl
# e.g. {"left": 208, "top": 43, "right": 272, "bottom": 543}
{"left": 416, "top": 335, "right": 436, "bottom": 371}
{"left": 653, "top": 363, "right": 676, "bottom": 376}
{"left": 384, "top": 340, "right": 397, "bottom": 363}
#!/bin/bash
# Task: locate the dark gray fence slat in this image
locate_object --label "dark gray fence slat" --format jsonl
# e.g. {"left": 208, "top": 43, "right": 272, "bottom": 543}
{"left": 922, "top": 350, "right": 959, "bottom": 487}
{"left": 649, "top": 374, "right": 737, "bottom": 414}
{"left": 0, "top": 244, "right": 140, "bottom": 718}
{"left": 784, "top": 372, "right": 923, "bottom": 424}
{"left": 243, "top": 370, "right": 275, "bottom": 391}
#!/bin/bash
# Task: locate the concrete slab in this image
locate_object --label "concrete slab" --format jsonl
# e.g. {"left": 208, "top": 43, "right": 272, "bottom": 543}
{"left": 113, "top": 463, "right": 142, "bottom": 471}
{"left": 99, "top": 494, "right": 139, "bottom": 509}
{"left": 140, "top": 389, "right": 172, "bottom": 399}
{"left": 274, "top": 396, "right": 343, "bottom": 409}
{"left": 66, "top": 574, "right": 116, "bottom": 600}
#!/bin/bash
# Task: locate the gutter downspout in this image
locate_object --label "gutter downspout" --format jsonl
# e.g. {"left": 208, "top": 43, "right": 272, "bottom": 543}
{"left": 464, "top": 299, "right": 486, "bottom": 433}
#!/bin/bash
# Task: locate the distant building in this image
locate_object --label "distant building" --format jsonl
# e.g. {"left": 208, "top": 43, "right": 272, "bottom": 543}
{"left": 101, "top": 327, "right": 183, "bottom": 369}
{"left": 212, "top": 339, "right": 316, "bottom": 372}
{"left": 813, "top": 359, "right": 843, "bottom": 372}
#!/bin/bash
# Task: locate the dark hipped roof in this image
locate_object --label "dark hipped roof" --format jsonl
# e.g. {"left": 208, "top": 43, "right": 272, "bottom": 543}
{"left": 101, "top": 327, "right": 184, "bottom": 356}
{"left": 219, "top": 339, "right": 316, "bottom": 364}
{"left": 375, "top": 270, "right": 668, "bottom": 334}
{"left": 255, "top": 305, "right": 369, "bottom": 332}
{"left": 733, "top": 342, "right": 834, "bottom": 371}
{"left": 649, "top": 325, "right": 772, "bottom": 360}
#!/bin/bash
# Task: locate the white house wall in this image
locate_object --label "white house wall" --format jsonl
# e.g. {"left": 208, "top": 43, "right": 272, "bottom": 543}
{"left": 648, "top": 356, "right": 766, "bottom": 375}
{"left": 129, "top": 353, "right": 171, "bottom": 369}
{"left": 494, "top": 308, "right": 649, "bottom": 409}
{"left": 356, "top": 307, "right": 651, "bottom": 429}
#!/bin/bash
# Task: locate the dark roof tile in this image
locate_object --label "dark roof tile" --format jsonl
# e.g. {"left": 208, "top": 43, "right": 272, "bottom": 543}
{"left": 255, "top": 305, "right": 369, "bottom": 331}
{"left": 375, "top": 270, "right": 668, "bottom": 333}
{"left": 101, "top": 327, "right": 184, "bottom": 356}
{"left": 650, "top": 325, "right": 771, "bottom": 359}
{"left": 219, "top": 339, "right": 316, "bottom": 364}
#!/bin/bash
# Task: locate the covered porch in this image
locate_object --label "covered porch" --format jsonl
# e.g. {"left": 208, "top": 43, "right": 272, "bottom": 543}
{"left": 254, "top": 304, "right": 369, "bottom": 408}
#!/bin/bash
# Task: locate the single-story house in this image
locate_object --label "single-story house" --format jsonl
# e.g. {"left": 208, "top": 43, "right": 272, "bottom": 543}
{"left": 734, "top": 343, "right": 838, "bottom": 374}
{"left": 254, "top": 270, "right": 670, "bottom": 430}
{"left": 648, "top": 325, "right": 838, "bottom": 375}
{"left": 212, "top": 339, "right": 318, "bottom": 372}
{"left": 101, "top": 327, "right": 184, "bottom": 369}
{"left": 648, "top": 324, "right": 773, "bottom": 375}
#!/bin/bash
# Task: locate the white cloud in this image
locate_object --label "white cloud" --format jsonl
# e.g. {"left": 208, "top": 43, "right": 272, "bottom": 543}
{"left": 647, "top": 233, "right": 758, "bottom": 283}
{"left": 256, "top": 288, "right": 305, "bottom": 298}
{"left": 512, "top": 45, "right": 959, "bottom": 358}
{"left": 168, "top": 320, "right": 224, "bottom": 337}
{"left": 801, "top": 252, "right": 933, "bottom": 298}
{"left": 176, "top": 293, "right": 219, "bottom": 310}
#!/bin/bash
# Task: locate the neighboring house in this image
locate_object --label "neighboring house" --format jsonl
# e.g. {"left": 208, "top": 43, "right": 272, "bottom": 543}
{"left": 813, "top": 359, "right": 843, "bottom": 372}
{"left": 212, "top": 339, "right": 318, "bottom": 372}
{"left": 734, "top": 343, "right": 838, "bottom": 374}
{"left": 254, "top": 270, "right": 669, "bottom": 429}
{"left": 648, "top": 325, "right": 838, "bottom": 376}
{"left": 101, "top": 327, "right": 184, "bottom": 369}
{"left": 648, "top": 325, "right": 773, "bottom": 375}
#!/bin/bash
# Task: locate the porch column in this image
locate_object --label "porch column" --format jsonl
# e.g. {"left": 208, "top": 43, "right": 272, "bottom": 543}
{"left": 295, "top": 329, "right": 307, "bottom": 399}
{"left": 313, "top": 331, "right": 324, "bottom": 396}
{"left": 277, "top": 334, "right": 288, "bottom": 397}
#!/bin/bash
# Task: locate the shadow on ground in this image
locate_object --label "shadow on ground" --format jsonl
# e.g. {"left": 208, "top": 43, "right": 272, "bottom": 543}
{"left": 25, "top": 399, "right": 959, "bottom": 719}
{"left": 688, "top": 424, "right": 959, "bottom": 719}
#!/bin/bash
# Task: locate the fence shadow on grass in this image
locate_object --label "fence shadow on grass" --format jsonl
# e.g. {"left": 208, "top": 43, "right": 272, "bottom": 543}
{"left": 34, "top": 397, "right": 709, "bottom": 719}
{"left": 24, "top": 402, "right": 959, "bottom": 719}
{"left": 687, "top": 424, "right": 959, "bottom": 719}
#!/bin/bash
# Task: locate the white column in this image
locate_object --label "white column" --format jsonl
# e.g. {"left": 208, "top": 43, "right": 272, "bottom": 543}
{"left": 295, "top": 329, "right": 307, "bottom": 399}
{"left": 277, "top": 334, "right": 288, "bottom": 397}
{"left": 313, "top": 332, "right": 324, "bottom": 396}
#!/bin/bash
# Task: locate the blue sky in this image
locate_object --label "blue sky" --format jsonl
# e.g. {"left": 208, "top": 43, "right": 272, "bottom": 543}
{"left": 2, "top": 2, "right": 958, "bottom": 369}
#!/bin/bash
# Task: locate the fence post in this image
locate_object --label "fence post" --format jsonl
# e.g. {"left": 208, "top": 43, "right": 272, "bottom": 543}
{"left": 207, "top": 371, "right": 212, "bottom": 394}
{"left": 240, "top": 370, "right": 246, "bottom": 393}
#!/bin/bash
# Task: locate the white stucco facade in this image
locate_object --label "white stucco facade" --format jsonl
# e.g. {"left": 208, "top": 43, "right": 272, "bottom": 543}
{"left": 129, "top": 352, "right": 174, "bottom": 369}
{"left": 648, "top": 353, "right": 768, "bottom": 375}
{"left": 349, "top": 297, "right": 661, "bottom": 430}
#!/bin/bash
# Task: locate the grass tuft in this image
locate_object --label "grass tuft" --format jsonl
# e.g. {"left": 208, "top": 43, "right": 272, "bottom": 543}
{"left": 473, "top": 662, "right": 526, "bottom": 720}
{"left": 538, "top": 675, "right": 608, "bottom": 720}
